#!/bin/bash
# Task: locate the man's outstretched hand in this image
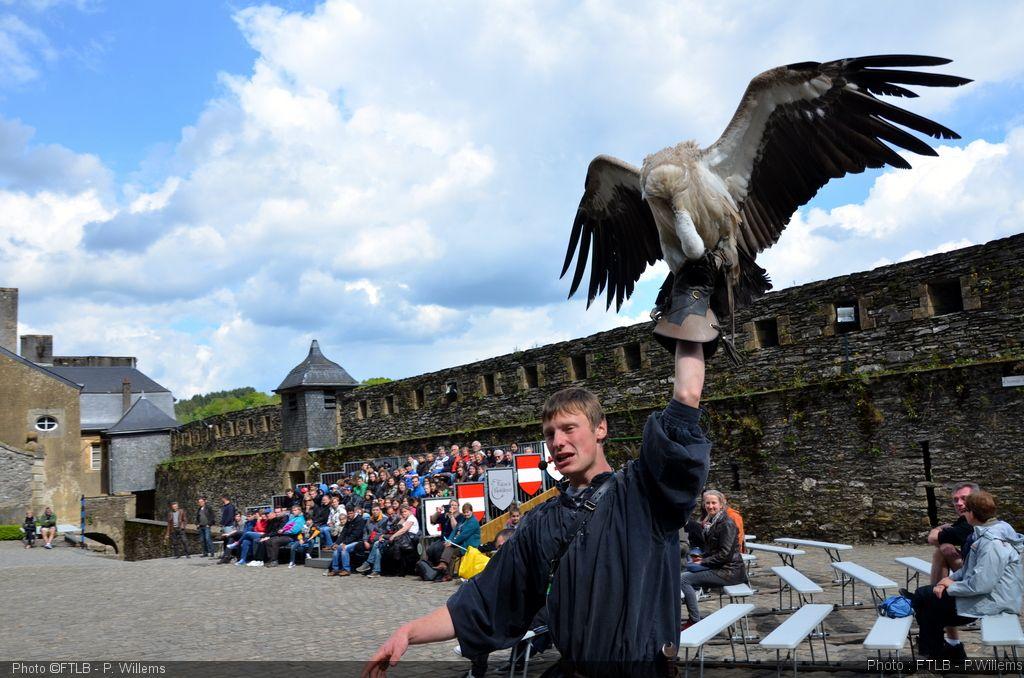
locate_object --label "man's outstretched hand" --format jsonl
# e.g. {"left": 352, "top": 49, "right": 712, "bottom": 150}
{"left": 362, "top": 606, "right": 457, "bottom": 677}
{"left": 363, "top": 628, "right": 410, "bottom": 678}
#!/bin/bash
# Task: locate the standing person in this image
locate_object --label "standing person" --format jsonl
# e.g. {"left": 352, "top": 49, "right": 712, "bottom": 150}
{"left": 165, "top": 501, "right": 189, "bottom": 559}
{"left": 367, "top": 339, "right": 711, "bottom": 676}
{"left": 196, "top": 496, "right": 215, "bottom": 557}
{"left": 22, "top": 510, "right": 37, "bottom": 549}
{"left": 679, "top": 490, "right": 747, "bottom": 628}
{"left": 38, "top": 507, "right": 57, "bottom": 549}
{"left": 219, "top": 495, "right": 237, "bottom": 544}
{"left": 910, "top": 490, "right": 1023, "bottom": 660}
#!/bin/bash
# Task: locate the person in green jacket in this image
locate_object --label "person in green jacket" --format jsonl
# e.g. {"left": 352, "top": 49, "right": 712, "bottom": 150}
{"left": 436, "top": 503, "right": 481, "bottom": 581}
{"left": 38, "top": 507, "right": 57, "bottom": 549}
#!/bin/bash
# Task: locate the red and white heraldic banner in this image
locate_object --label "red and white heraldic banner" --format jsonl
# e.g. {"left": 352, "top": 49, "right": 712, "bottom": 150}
{"left": 456, "top": 481, "right": 487, "bottom": 522}
{"left": 514, "top": 453, "right": 542, "bottom": 495}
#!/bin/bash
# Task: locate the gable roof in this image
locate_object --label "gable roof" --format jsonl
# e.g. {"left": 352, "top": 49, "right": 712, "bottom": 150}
{"left": 0, "top": 345, "right": 82, "bottom": 390}
{"left": 106, "top": 396, "right": 179, "bottom": 435}
{"left": 275, "top": 340, "right": 358, "bottom": 392}
{"left": 46, "top": 366, "right": 170, "bottom": 394}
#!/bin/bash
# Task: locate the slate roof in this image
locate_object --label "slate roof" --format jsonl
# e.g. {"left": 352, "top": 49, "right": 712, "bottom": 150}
{"left": 275, "top": 340, "right": 357, "bottom": 392}
{"left": 106, "top": 396, "right": 179, "bottom": 435}
{"left": 46, "top": 366, "right": 170, "bottom": 394}
{"left": 0, "top": 345, "right": 82, "bottom": 390}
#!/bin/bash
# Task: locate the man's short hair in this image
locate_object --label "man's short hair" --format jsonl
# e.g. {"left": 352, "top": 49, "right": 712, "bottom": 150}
{"left": 953, "top": 482, "right": 980, "bottom": 495}
{"left": 542, "top": 387, "right": 605, "bottom": 429}
{"left": 965, "top": 491, "right": 997, "bottom": 522}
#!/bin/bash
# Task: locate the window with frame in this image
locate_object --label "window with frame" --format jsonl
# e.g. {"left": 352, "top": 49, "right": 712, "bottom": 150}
{"left": 90, "top": 444, "right": 102, "bottom": 471}
{"left": 482, "top": 373, "right": 496, "bottom": 396}
{"left": 622, "top": 342, "right": 642, "bottom": 371}
{"left": 412, "top": 387, "right": 425, "bottom": 410}
{"left": 34, "top": 415, "right": 58, "bottom": 432}
{"left": 357, "top": 400, "right": 369, "bottom": 420}
{"left": 754, "top": 318, "right": 780, "bottom": 348}
{"left": 926, "top": 279, "right": 964, "bottom": 316}
{"left": 568, "top": 354, "right": 588, "bottom": 380}
{"left": 383, "top": 395, "right": 396, "bottom": 416}
{"left": 834, "top": 300, "right": 860, "bottom": 334}
{"left": 324, "top": 391, "right": 337, "bottom": 410}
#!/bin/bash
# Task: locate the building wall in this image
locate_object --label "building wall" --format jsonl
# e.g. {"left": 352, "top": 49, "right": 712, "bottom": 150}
{"left": 0, "top": 288, "right": 16, "bottom": 355}
{"left": 0, "top": 442, "right": 37, "bottom": 523}
{"left": 79, "top": 434, "right": 103, "bottom": 497}
{"left": 172, "top": 405, "right": 280, "bottom": 455}
{"left": 0, "top": 353, "right": 84, "bottom": 521}
{"left": 109, "top": 432, "right": 171, "bottom": 493}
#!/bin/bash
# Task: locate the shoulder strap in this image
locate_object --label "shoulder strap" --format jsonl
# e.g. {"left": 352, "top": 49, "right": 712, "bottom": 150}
{"left": 545, "top": 474, "right": 617, "bottom": 594}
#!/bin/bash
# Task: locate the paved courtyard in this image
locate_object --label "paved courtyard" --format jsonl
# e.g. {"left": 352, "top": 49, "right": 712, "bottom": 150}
{"left": 0, "top": 540, "right": 1002, "bottom": 676}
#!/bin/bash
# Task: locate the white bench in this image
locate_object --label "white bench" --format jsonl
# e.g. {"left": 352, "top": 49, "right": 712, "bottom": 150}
{"left": 863, "top": 615, "right": 914, "bottom": 666}
{"left": 759, "top": 603, "right": 832, "bottom": 675}
{"left": 831, "top": 561, "right": 898, "bottom": 607}
{"left": 981, "top": 613, "right": 1024, "bottom": 667}
{"left": 771, "top": 565, "right": 824, "bottom": 612}
{"left": 716, "top": 584, "right": 758, "bottom": 641}
{"left": 679, "top": 603, "right": 755, "bottom": 677}
{"left": 741, "top": 552, "right": 757, "bottom": 577}
{"left": 775, "top": 537, "right": 853, "bottom": 566}
{"left": 894, "top": 556, "right": 931, "bottom": 590}
{"left": 746, "top": 542, "right": 805, "bottom": 567}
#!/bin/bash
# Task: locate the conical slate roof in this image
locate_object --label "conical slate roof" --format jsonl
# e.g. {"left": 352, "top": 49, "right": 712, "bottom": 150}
{"left": 106, "top": 396, "right": 179, "bottom": 435}
{"left": 275, "top": 340, "right": 357, "bottom": 392}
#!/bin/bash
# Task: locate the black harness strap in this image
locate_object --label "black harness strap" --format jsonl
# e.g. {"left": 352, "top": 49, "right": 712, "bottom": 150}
{"left": 545, "top": 475, "right": 616, "bottom": 595}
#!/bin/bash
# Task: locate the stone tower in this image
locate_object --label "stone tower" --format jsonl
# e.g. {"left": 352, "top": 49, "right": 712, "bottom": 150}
{"left": 0, "top": 288, "right": 16, "bottom": 354}
{"left": 275, "top": 340, "right": 358, "bottom": 452}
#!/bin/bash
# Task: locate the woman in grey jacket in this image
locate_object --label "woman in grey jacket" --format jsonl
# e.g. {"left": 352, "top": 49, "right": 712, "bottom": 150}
{"left": 911, "top": 490, "right": 1024, "bottom": 660}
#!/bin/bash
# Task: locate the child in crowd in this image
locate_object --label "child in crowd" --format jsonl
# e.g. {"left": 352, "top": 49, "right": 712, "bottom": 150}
{"left": 22, "top": 510, "right": 36, "bottom": 548}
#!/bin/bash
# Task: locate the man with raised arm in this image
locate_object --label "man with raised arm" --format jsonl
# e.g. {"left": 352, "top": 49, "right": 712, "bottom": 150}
{"left": 365, "top": 339, "right": 711, "bottom": 677}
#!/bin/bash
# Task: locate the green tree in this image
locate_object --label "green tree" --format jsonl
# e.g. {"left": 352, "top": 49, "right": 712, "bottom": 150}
{"left": 175, "top": 387, "right": 280, "bottom": 423}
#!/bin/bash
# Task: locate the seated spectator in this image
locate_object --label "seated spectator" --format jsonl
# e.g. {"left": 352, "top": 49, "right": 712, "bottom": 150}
{"left": 508, "top": 442, "right": 519, "bottom": 456}
{"left": 352, "top": 476, "right": 368, "bottom": 498}
{"left": 362, "top": 505, "right": 418, "bottom": 578}
{"left": 237, "top": 508, "right": 272, "bottom": 566}
{"left": 410, "top": 476, "right": 426, "bottom": 499}
{"left": 38, "top": 507, "right": 57, "bottom": 549}
{"left": 312, "top": 494, "right": 333, "bottom": 550}
{"left": 504, "top": 507, "right": 521, "bottom": 530}
{"left": 22, "top": 509, "right": 36, "bottom": 549}
{"left": 426, "top": 500, "right": 461, "bottom": 567}
{"left": 929, "top": 483, "right": 978, "bottom": 583}
{"left": 383, "top": 477, "right": 399, "bottom": 499}
{"left": 258, "top": 505, "right": 306, "bottom": 567}
{"left": 288, "top": 523, "right": 321, "bottom": 568}
{"left": 910, "top": 490, "right": 1023, "bottom": 661}
{"left": 492, "top": 449, "right": 510, "bottom": 467}
{"left": 327, "top": 495, "right": 347, "bottom": 542}
{"left": 220, "top": 511, "right": 252, "bottom": 563}
{"left": 680, "top": 490, "right": 747, "bottom": 629}
{"left": 282, "top": 488, "right": 298, "bottom": 508}
{"left": 435, "top": 503, "right": 481, "bottom": 582}
{"left": 327, "top": 506, "right": 382, "bottom": 577}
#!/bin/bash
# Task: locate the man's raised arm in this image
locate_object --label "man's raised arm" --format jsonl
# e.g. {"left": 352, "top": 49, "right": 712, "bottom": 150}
{"left": 363, "top": 605, "right": 456, "bottom": 677}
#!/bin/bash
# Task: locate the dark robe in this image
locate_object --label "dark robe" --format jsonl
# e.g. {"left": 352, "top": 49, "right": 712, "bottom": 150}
{"left": 447, "top": 400, "right": 709, "bottom": 675}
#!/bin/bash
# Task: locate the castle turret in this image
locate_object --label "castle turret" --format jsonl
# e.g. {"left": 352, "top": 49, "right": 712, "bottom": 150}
{"left": 274, "top": 340, "right": 357, "bottom": 451}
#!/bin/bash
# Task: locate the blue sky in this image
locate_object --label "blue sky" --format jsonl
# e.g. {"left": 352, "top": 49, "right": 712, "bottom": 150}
{"left": 2, "top": 1, "right": 1024, "bottom": 397}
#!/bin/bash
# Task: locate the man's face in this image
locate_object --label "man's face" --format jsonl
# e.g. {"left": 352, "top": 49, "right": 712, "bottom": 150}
{"left": 472, "top": 442, "right": 481, "bottom": 453}
{"left": 291, "top": 507, "right": 301, "bottom": 516}
{"left": 543, "top": 410, "right": 606, "bottom": 482}
{"left": 331, "top": 497, "right": 339, "bottom": 506}
{"left": 412, "top": 477, "right": 419, "bottom": 487}
{"left": 198, "top": 498, "right": 205, "bottom": 506}
{"left": 952, "top": 487, "right": 973, "bottom": 515}
{"left": 450, "top": 445, "right": 459, "bottom": 455}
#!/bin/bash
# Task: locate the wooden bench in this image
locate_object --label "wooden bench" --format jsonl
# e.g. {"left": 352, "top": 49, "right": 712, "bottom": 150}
{"left": 894, "top": 556, "right": 931, "bottom": 590}
{"left": 775, "top": 537, "right": 853, "bottom": 566}
{"left": 863, "top": 615, "right": 915, "bottom": 667}
{"left": 746, "top": 542, "right": 805, "bottom": 567}
{"left": 831, "top": 561, "right": 898, "bottom": 607}
{"left": 981, "top": 613, "right": 1024, "bottom": 670}
{"left": 679, "top": 603, "right": 755, "bottom": 678}
{"left": 771, "top": 565, "right": 824, "bottom": 612}
{"left": 759, "top": 603, "right": 832, "bottom": 676}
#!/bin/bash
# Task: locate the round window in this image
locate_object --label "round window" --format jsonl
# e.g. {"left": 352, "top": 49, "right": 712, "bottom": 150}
{"left": 35, "top": 415, "right": 58, "bottom": 432}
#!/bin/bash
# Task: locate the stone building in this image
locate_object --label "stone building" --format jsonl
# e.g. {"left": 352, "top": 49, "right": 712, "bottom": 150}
{"left": 274, "top": 339, "right": 358, "bottom": 452}
{"left": 0, "top": 346, "right": 85, "bottom": 523}
{"left": 0, "top": 290, "right": 178, "bottom": 523}
{"left": 167, "top": 234, "right": 1024, "bottom": 541}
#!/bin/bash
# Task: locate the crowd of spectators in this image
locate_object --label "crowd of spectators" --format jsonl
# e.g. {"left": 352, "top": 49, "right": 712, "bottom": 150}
{"left": 173, "top": 441, "right": 533, "bottom": 576}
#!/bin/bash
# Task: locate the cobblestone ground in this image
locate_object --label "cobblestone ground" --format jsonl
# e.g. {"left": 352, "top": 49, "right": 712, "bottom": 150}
{"left": 0, "top": 540, "right": 995, "bottom": 676}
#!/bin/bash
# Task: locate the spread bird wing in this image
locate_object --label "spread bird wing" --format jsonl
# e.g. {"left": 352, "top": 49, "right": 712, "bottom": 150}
{"left": 561, "top": 154, "right": 662, "bottom": 310}
{"left": 702, "top": 55, "right": 971, "bottom": 257}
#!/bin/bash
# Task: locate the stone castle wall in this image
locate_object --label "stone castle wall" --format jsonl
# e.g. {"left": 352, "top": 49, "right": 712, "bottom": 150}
{"left": 162, "top": 234, "right": 1024, "bottom": 542}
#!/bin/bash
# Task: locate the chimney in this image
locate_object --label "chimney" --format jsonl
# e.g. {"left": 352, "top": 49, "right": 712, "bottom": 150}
{"left": 20, "top": 335, "right": 53, "bottom": 364}
{"left": 0, "top": 288, "right": 16, "bottom": 354}
{"left": 122, "top": 378, "right": 132, "bottom": 414}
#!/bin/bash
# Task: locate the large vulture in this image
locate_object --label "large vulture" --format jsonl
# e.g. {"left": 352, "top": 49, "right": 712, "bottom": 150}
{"left": 561, "top": 55, "right": 971, "bottom": 321}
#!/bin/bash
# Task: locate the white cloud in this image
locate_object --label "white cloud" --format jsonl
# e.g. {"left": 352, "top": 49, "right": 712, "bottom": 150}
{"left": 6, "top": 0, "right": 1024, "bottom": 397}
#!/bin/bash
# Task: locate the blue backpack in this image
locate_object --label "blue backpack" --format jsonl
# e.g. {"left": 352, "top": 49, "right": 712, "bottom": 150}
{"left": 878, "top": 594, "right": 913, "bottom": 618}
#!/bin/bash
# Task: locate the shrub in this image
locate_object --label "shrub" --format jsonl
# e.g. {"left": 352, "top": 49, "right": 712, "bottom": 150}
{"left": 0, "top": 525, "right": 26, "bottom": 540}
